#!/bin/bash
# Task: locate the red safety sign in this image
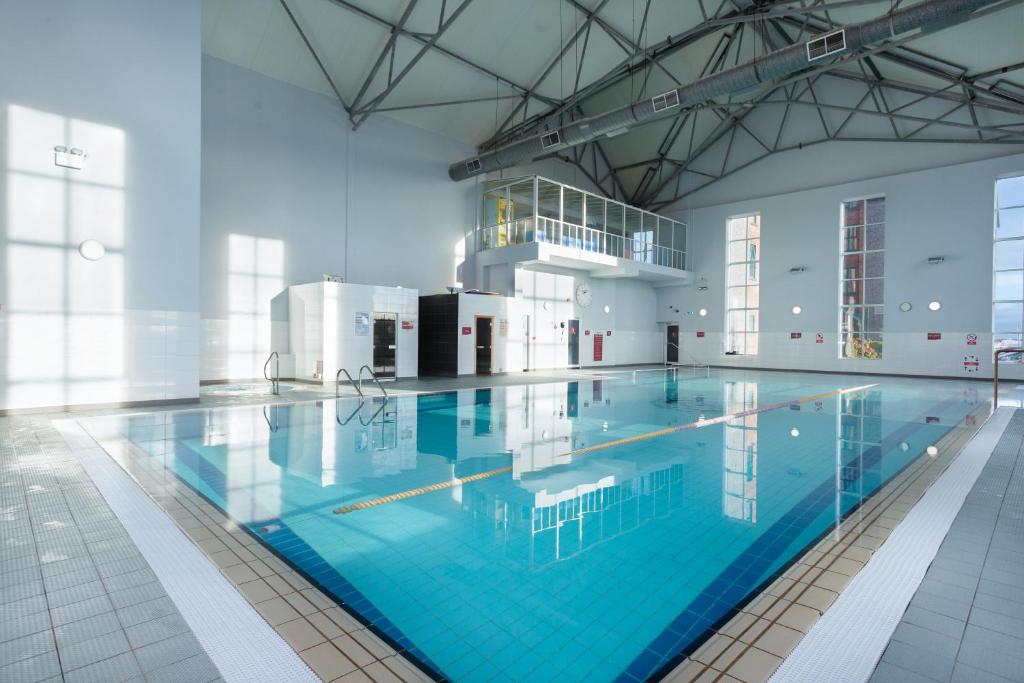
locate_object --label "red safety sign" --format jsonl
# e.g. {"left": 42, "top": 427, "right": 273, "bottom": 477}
{"left": 401, "top": 321, "right": 414, "bottom": 330}
{"left": 928, "top": 332, "right": 942, "bottom": 340}
{"left": 790, "top": 332, "right": 802, "bottom": 340}
{"left": 696, "top": 331, "right": 705, "bottom": 338}
{"left": 461, "top": 326, "right": 471, "bottom": 335}
{"left": 594, "top": 334, "right": 604, "bottom": 361}
{"left": 815, "top": 332, "right": 824, "bottom": 344}
{"left": 967, "top": 334, "right": 978, "bottom": 346}
{"left": 963, "top": 355, "right": 980, "bottom": 373}
{"left": 585, "top": 329, "right": 590, "bottom": 336}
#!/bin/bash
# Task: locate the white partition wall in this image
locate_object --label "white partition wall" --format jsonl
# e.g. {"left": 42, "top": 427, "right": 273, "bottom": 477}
{"left": 289, "top": 282, "right": 418, "bottom": 383}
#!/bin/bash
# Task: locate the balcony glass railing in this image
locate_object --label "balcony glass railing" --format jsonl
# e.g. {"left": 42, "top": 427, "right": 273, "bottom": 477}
{"left": 476, "top": 217, "right": 686, "bottom": 271}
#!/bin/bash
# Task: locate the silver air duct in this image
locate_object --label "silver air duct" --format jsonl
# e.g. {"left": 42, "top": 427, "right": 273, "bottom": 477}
{"left": 449, "top": 0, "right": 999, "bottom": 181}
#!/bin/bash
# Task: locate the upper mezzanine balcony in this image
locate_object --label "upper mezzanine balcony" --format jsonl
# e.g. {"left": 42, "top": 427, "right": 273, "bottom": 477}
{"left": 470, "top": 176, "right": 692, "bottom": 285}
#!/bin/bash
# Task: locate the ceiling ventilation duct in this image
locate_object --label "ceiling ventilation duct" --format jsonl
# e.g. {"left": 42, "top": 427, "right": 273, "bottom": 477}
{"left": 449, "top": 0, "right": 1002, "bottom": 182}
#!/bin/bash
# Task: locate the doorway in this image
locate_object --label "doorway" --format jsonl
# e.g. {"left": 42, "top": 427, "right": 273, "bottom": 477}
{"left": 475, "top": 316, "right": 493, "bottom": 375}
{"left": 568, "top": 318, "right": 580, "bottom": 368}
{"left": 667, "top": 325, "right": 679, "bottom": 364}
{"left": 372, "top": 312, "right": 396, "bottom": 379}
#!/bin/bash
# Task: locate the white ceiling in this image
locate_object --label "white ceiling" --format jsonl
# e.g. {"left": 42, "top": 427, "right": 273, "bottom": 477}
{"left": 201, "top": 0, "right": 1024, "bottom": 204}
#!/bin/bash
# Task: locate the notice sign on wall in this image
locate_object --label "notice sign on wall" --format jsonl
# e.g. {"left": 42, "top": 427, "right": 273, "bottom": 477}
{"left": 696, "top": 331, "right": 705, "bottom": 338}
{"left": 815, "top": 332, "right": 824, "bottom": 344}
{"left": 928, "top": 332, "right": 942, "bottom": 340}
{"left": 963, "top": 354, "right": 980, "bottom": 373}
{"left": 461, "top": 326, "right": 472, "bottom": 335}
{"left": 401, "top": 320, "right": 414, "bottom": 331}
{"left": 499, "top": 319, "right": 508, "bottom": 336}
{"left": 593, "top": 334, "right": 604, "bottom": 361}
{"left": 354, "top": 312, "right": 370, "bottom": 336}
{"left": 790, "top": 332, "right": 802, "bottom": 340}
{"left": 967, "top": 334, "right": 978, "bottom": 346}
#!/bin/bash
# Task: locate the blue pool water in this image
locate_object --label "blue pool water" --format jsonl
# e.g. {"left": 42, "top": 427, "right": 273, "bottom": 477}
{"left": 84, "top": 370, "right": 984, "bottom": 682}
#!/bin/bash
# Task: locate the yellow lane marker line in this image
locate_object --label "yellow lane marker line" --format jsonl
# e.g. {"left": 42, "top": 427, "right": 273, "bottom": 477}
{"left": 333, "top": 383, "right": 878, "bottom": 515}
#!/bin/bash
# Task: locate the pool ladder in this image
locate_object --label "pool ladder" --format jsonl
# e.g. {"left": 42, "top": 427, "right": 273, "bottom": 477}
{"left": 335, "top": 366, "right": 389, "bottom": 399}
{"left": 264, "top": 352, "right": 280, "bottom": 395}
{"left": 667, "top": 341, "right": 710, "bottom": 377}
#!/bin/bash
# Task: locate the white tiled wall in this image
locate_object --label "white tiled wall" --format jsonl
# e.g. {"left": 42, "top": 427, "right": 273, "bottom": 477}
{"left": 0, "top": 308, "right": 200, "bottom": 410}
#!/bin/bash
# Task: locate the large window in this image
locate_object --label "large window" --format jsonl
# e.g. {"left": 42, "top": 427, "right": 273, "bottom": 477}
{"left": 840, "top": 197, "right": 885, "bottom": 359}
{"left": 994, "top": 175, "right": 1024, "bottom": 359}
{"left": 726, "top": 214, "right": 760, "bottom": 355}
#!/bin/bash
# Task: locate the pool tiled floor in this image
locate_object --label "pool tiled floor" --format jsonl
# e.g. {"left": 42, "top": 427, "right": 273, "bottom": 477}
{"left": 869, "top": 409, "right": 1024, "bottom": 683}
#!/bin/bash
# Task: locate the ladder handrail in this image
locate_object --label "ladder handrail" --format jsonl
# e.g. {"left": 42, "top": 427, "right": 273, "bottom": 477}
{"left": 264, "top": 352, "right": 280, "bottom": 395}
{"left": 358, "top": 401, "right": 389, "bottom": 426}
{"left": 666, "top": 341, "right": 709, "bottom": 375}
{"left": 994, "top": 347, "right": 1024, "bottom": 408}
{"left": 336, "top": 368, "right": 362, "bottom": 398}
{"left": 336, "top": 400, "right": 364, "bottom": 426}
{"left": 358, "top": 365, "right": 389, "bottom": 398}
{"left": 263, "top": 405, "right": 279, "bottom": 432}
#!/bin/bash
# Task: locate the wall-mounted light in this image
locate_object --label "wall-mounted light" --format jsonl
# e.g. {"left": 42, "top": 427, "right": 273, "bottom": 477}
{"left": 54, "top": 145, "right": 86, "bottom": 170}
{"left": 696, "top": 277, "right": 708, "bottom": 291}
{"left": 789, "top": 267, "right": 806, "bottom": 274}
{"left": 698, "top": 308, "right": 707, "bottom": 317}
{"left": 927, "top": 256, "right": 945, "bottom": 265}
{"left": 926, "top": 445, "right": 938, "bottom": 457}
{"left": 790, "top": 427, "right": 800, "bottom": 437}
{"left": 792, "top": 306, "right": 802, "bottom": 315}
{"left": 603, "top": 305, "right": 610, "bottom": 314}
{"left": 928, "top": 301, "right": 942, "bottom": 311}
{"left": 899, "top": 302, "right": 912, "bottom": 312}
{"left": 78, "top": 239, "right": 106, "bottom": 261}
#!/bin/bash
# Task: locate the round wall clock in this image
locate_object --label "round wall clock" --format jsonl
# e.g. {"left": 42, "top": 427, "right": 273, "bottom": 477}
{"left": 575, "top": 283, "right": 593, "bottom": 307}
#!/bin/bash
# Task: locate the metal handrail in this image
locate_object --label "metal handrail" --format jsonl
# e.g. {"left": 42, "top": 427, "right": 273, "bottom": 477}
{"left": 263, "top": 352, "right": 280, "bottom": 395}
{"left": 336, "top": 368, "right": 362, "bottom": 398}
{"left": 358, "top": 365, "right": 389, "bottom": 398}
{"left": 993, "top": 347, "right": 1024, "bottom": 408}
{"left": 667, "top": 341, "right": 710, "bottom": 377}
{"left": 358, "top": 401, "right": 389, "bottom": 427}
{"left": 634, "top": 366, "right": 678, "bottom": 381}
{"left": 336, "top": 400, "right": 364, "bottom": 426}
{"left": 263, "top": 405, "right": 279, "bottom": 432}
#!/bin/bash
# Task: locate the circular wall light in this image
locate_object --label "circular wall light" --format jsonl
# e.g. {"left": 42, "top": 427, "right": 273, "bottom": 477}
{"left": 899, "top": 302, "right": 912, "bottom": 312}
{"left": 928, "top": 301, "right": 942, "bottom": 311}
{"left": 926, "top": 445, "right": 939, "bottom": 457}
{"left": 898, "top": 441, "right": 910, "bottom": 452}
{"left": 792, "top": 306, "right": 802, "bottom": 315}
{"left": 790, "top": 427, "right": 800, "bottom": 437}
{"left": 698, "top": 308, "right": 707, "bottom": 317}
{"left": 604, "top": 305, "right": 610, "bottom": 314}
{"left": 78, "top": 239, "right": 105, "bottom": 261}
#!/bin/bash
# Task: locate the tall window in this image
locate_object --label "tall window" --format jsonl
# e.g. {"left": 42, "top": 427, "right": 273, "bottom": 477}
{"left": 726, "top": 214, "right": 760, "bottom": 355}
{"left": 994, "top": 175, "right": 1024, "bottom": 359}
{"left": 840, "top": 197, "right": 885, "bottom": 359}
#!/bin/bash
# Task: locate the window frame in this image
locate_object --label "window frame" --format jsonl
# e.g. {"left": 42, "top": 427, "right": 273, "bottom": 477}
{"left": 993, "top": 173, "right": 1024, "bottom": 361}
{"left": 838, "top": 194, "right": 885, "bottom": 360}
{"left": 725, "top": 212, "right": 761, "bottom": 356}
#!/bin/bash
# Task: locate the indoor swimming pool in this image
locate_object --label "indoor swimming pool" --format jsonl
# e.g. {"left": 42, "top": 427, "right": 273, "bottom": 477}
{"left": 81, "top": 370, "right": 985, "bottom": 682}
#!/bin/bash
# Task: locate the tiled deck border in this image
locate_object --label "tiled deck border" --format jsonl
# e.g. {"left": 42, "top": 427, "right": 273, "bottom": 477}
{"left": 662, "top": 402, "right": 992, "bottom": 683}
{"left": 67, "top": 420, "right": 431, "bottom": 683}
{"left": 58, "top": 383, "right": 992, "bottom": 683}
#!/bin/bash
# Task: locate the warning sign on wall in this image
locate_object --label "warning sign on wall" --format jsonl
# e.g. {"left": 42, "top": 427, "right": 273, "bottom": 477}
{"left": 696, "top": 331, "right": 705, "bottom": 338}
{"left": 815, "top": 332, "right": 824, "bottom": 344}
{"left": 461, "top": 326, "right": 471, "bottom": 335}
{"left": 790, "top": 332, "right": 802, "bottom": 340}
{"left": 928, "top": 332, "right": 942, "bottom": 340}
{"left": 401, "top": 320, "right": 414, "bottom": 330}
{"left": 593, "top": 334, "right": 604, "bottom": 361}
{"left": 963, "top": 355, "right": 980, "bottom": 373}
{"left": 967, "top": 334, "right": 978, "bottom": 346}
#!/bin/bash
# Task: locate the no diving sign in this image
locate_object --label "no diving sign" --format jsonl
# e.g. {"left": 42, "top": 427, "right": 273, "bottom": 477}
{"left": 967, "top": 334, "right": 978, "bottom": 346}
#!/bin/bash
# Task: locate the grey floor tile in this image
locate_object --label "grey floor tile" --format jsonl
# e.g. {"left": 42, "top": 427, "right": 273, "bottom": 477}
{"left": 951, "top": 662, "right": 1016, "bottom": 683}
{"left": 0, "top": 631, "right": 54, "bottom": 668}
{"left": 910, "top": 590, "right": 973, "bottom": 622}
{"left": 969, "top": 607, "right": 1024, "bottom": 641}
{"left": 47, "top": 579, "right": 109, "bottom": 609}
{"left": 133, "top": 632, "right": 204, "bottom": 672}
{"left": 957, "top": 624, "right": 1024, "bottom": 680}
{"left": 59, "top": 630, "right": 131, "bottom": 672}
{"left": 123, "top": 613, "right": 190, "bottom": 649}
{"left": 63, "top": 651, "right": 142, "bottom": 683}
{"left": 870, "top": 660, "right": 939, "bottom": 683}
{"left": 115, "top": 596, "right": 177, "bottom": 628}
{"left": 107, "top": 580, "right": 166, "bottom": 609}
{"left": 0, "top": 610, "right": 52, "bottom": 644}
{"left": 881, "top": 640, "right": 957, "bottom": 682}
{"left": 53, "top": 612, "right": 124, "bottom": 649}
{"left": 49, "top": 594, "right": 115, "bottom": 628}
{"left": 891, "top": 621, "right": 961, "bottom": 658}
{"left": 144, "top": 653, "right": 221, "bottom": 683}
{"left": 0, "top": 649, "right": 62, "bottom": 683}
{"left": 900, "top": 605, "right": 967, "bottom": 641}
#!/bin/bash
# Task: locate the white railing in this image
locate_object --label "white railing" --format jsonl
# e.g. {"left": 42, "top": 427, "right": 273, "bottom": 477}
{"left": 476, "top": 217, "right": 686, "bottom": 271}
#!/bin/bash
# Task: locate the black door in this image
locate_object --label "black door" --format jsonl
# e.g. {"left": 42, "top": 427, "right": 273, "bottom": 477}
{"left": 568, "top": 319, "right": 580, "bottom": 367}
{"left": 373, "top": 313, "right": 396, "bottom": 378}
{"left": 667, "top": 325, "right": 679, "bottom": 363}
{"left": 476, "top": 317, "right": 492, "bottom": 374}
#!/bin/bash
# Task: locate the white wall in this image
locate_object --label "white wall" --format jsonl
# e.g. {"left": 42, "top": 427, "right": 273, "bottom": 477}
{"left": 201, "top": 56, "right": 475, "bottom": 381}
{"left": 658, "top": 152, "right": 1024, "bottom": 379}
{"left": 0, "top": 0, "right": 202, "bottom": 410}
{"left": 288, "top": 282, "right": 418, "bottom": 383}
